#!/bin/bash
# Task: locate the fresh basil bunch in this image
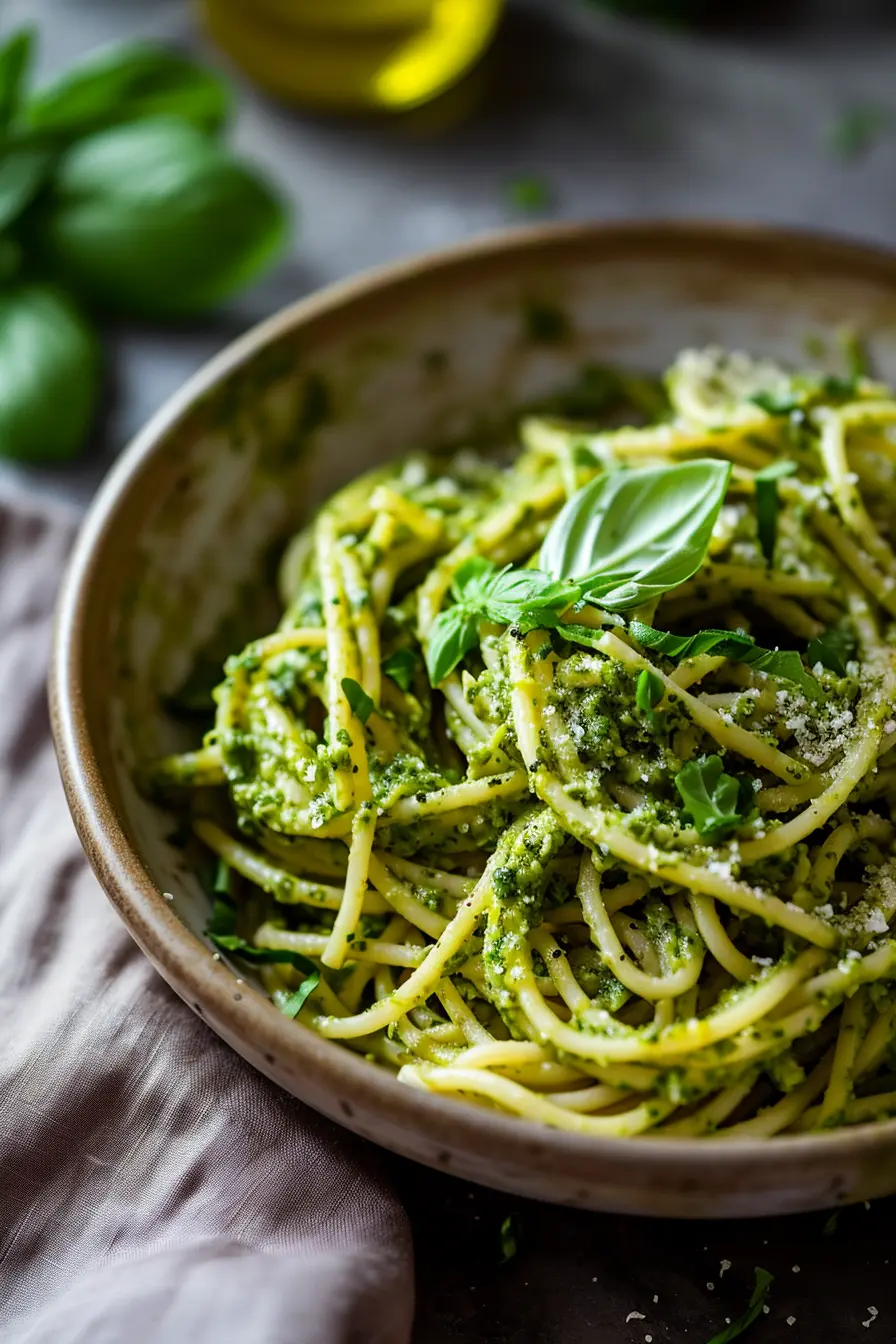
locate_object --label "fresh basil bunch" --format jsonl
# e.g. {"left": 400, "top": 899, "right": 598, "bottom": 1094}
{"left": 0, "top": 29, "right": 289, "bottom": 462}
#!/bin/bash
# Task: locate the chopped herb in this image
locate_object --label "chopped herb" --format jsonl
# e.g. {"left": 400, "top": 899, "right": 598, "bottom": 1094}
{"left": 675, "top": 755, "right": 756, "bottom": 840}
{"left": 827, "top": 105, "right": 890, "bottom": 162}
{"left": 382, "top": 648, "right": 419, "bottom": 693}
{"left": 213, "top": 857, "right": 234, "bottom": 897}
{"left": 841, "top": 329, "right": 869, "bottom": 381}
{"left": 207, "top": 896, "right": 237, "bottom": 938}
{"left": 209, "top": 929, "right": 319, "bottom": 988}
{"left": 753, "top": 458, "right": 797, "bottom": 565}
{"left": 506, "top": 174, "right": 551, "bottom": 214}
{"left": 823, "top": 1210, "right": 840, "bottom": 1236}
{"left": 749, "top": 391, "right": 802, "bottom": 417}
{"left": 342, "top": 676, "right": 374, "bottom": 724}
{"left": 704, "top": 1267, "right": 773, "bottom": 1344}
{"left": 820, "top": 374, "right": 859, "bottom": 400}
{"left": 554, "top": 621, "right": 610, "bottom": 652}
{"left": 636, "top": 667, "right": 664, "bottom": 728}
{"left": 498, "top": 1212, "right": 522, "bottom": 1263}
{"left": 806, "top": 627, "right": 856, "bottom": 677}
{"left": 274, "top": 979, "right": 320, "bottom": 1019}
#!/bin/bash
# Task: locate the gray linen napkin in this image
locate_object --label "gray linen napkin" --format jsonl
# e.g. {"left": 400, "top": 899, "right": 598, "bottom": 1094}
{"left": 0, "top": 490, "right": 414, "bottom": 1344}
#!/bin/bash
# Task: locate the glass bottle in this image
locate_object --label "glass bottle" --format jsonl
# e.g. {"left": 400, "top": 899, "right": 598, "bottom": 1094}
{"left": 199, "top": 0, "right": 504, "bottom": 112}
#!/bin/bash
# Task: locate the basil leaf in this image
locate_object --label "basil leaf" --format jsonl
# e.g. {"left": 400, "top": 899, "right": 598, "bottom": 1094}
{"left": 0, "top": 145, "right": 53, "bottom": 230}
{"left": 0, "top": 284, "right": 99, "bottom": 462}
{"left": 806, "top": 627, "right": 856, "bottom": 677}
{"left": 0, "top": 237, "right": 21, "bottom": 282}
{"left": 753, "top": 458, "right": 797, "bottom": 565}
{"left": 212, "top": 858, "right": 234, "bottom": 898}
{"left": 820, "top": 373, "right": 859, "bottom": 400}
{"left": 630, "top": 622, "right": 821, "bottom": 702}
{"left": 705, "top": 1267, "right": 773, "bottom": 1344}
{"left": 629, "top": 621, "right": 753, "bottom": 661}
{"left": 32, "top": 118, "right": 288, "bottom": 319}
{"left": 636, "top": 667, "right": 664, "bottom": 728}
{"left": 426, "top": 607, "right": 480, "bottom": 685}
{"left": 24, "top": 42, "right": 230, "bottom": 139}
{"left": 382, "top": 648, "right": 418, "bottom": 693}
{"left": 552, "top": 622, "right": 609, "bottom": 651}
{"left": 207, "top": 897, "right": 237, "bottom": 938}
{"left": 0, "top": 28, "right": 34, "bottom": 132}
{"left": 675, "top": 755, "right": 755, "bottom": 840}
{"left": 274, "top": 978, "right": 320, "bottom": 1020}
{"left": 209, "top": 931, "right": 319, "bottom": 977}
{"left": 739, "top": 648, "right": 820, "bottom": 702}
{"left": 540, "top": 460, "right": 731, "bottom": 611}
{"left": 749, "top": 391, "right": 801, "bottom": 416}
{"left": 341, "top": 676, "right": 374, "bottom": 724}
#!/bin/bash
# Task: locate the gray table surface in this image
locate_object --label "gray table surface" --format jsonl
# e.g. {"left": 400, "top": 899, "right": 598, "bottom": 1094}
{"left": 7, "top": 0, "right": 896, "bottom": 1338}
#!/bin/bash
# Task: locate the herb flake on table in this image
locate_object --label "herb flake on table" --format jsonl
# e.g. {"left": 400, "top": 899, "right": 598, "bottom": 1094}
{"left": 498, "top": 1212, "right": 522, "bottom": 1263}
{"left": 704, "top": 1267, "right": 774, "bottom": 1344}
{"left": 506, "top": 174, "right": 552, "bottom": 214}
{"left": 827, "top": 104, "right": 891, "bottom": 162}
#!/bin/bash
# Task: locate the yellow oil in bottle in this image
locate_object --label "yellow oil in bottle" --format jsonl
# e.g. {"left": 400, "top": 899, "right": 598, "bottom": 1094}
{"left": 199, "top": 0, "right": 504, "bottom": 112}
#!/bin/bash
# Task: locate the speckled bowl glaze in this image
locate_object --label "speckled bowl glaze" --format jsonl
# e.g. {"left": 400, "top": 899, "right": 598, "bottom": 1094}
{"left": 52, "top": 223, "right": 896, "bottom": 1218}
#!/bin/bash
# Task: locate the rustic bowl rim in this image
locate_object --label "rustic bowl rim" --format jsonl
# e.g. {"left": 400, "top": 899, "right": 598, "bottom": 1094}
{"left": 50, "top": 219, "right": 896, "bottom": 1193}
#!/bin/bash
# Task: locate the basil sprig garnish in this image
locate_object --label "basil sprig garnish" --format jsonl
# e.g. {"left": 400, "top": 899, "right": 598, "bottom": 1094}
{"left": 675, "top": 755, "right": 756, "bottom": 840}
{"left": 539, "top": 460, "right": 731, "bottom": 609}
{"left": 426, "top": 460, "right": 731, "bottom": 684}
{"left": 629, "top": 621, "right": 822, "bottom": 702}
{"left": 426, "top": 557, "right": 581, "bottom": 684}
{"left": 753, "top": 459, "right": 797, "bottom": 565}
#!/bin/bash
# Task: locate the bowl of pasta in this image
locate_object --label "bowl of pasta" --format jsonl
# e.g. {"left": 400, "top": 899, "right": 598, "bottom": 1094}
{"left": 52, "top": 222, "right": 896, "bottom": 1216}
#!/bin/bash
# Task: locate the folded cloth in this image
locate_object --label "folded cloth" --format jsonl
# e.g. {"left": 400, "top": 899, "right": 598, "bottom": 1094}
{"left": 0, "top": 490, "right": 414, "bottom": 1344}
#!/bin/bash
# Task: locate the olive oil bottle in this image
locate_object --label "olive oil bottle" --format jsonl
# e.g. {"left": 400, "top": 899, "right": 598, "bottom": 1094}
{"left": 199, "top": 0, "right": 504, "bottom": 112}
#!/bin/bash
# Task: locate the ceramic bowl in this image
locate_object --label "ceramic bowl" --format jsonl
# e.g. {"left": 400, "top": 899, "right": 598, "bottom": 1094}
{"left": 52, "top": 222, "right": 896, "bottom": 1217}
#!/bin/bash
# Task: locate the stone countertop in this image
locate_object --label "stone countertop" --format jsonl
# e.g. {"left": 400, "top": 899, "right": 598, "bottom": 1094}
{"left": 5, "top": 0, "right": 896, "bottom": 508}
{"left": 6, "top": 1, "right": 896, "bottom": 1338}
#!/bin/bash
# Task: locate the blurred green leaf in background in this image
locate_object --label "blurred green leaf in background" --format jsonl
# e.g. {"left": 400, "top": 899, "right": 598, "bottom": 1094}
{"left": 0, "top": 27, "right": 290, "bottom": 463}
{"left": 32, "top": 118, "right": 287, "bottom": 319}
{"left": 0, "top": 283, "right": 98, "bottom": 463}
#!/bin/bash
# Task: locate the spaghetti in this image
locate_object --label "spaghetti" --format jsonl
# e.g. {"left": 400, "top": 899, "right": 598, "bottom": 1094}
{"left": 150, "top": 345, "right": 896, "bottom": 1138}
